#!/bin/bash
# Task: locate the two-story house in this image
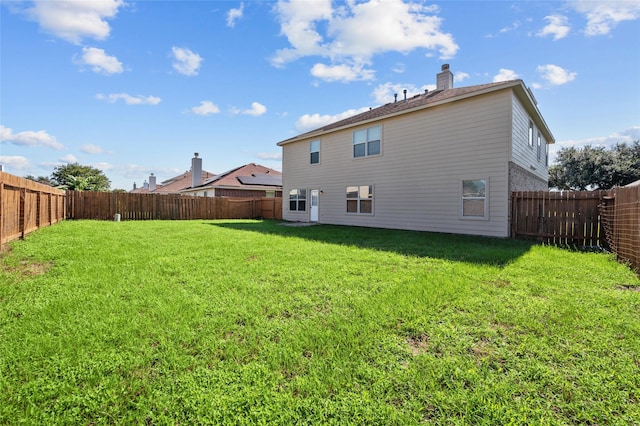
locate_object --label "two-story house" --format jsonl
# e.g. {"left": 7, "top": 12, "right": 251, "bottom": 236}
{"left": 277, "top": 64, "right": 554, "bottom": 238}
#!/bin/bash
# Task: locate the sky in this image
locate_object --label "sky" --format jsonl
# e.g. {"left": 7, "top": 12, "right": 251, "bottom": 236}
{"left": 1, "top": 0, "right": 639, "bottom": 190}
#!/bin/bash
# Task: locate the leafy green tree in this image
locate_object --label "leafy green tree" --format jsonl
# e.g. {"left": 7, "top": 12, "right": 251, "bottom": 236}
{"left": 548, "top": 141, "right": 640, "bottom": 190}
{"left": 50, "top": 163, "right": 111, "bottom": 191}
{"left": 24, "top": 175, "right": 54, "bottom": 186}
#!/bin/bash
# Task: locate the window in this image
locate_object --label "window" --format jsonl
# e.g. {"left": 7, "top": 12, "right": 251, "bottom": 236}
{"left": 537, "top": 132, "right": 542, "bottom": 161}
{"left": 346, "top": 185, "right": 373, "bottom": 214}
{"left": 353, "top": 126, "right": 381, "bottom": 158}
{"left": 289, "top": 189, "right": 306, "bottom": 211}
{"left": 528, "top": 120, "right": 534, "bottom": 148}
{"left": 545, "top": 141, "right": 549, "bottom": 166}
{"left": 310, "top": 140, "right": 320, "bottom": 164}
{"left": 461, "top": 179, "right": 487, "bottom": 219}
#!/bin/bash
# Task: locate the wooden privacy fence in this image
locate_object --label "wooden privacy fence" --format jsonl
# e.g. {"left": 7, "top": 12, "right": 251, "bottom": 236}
{"left": 512, "top": 187, "right": 639, "bottom": 273}
{"left": 0, "top": 172, "right": 65, "bottom": 245}
{"left": 66, "top": 191, "right": 282, "bottom": 221}
{"left": 599, "top": 184, "right": 640, "bottom": 274}
{"left": 511, "top": 190, "right": 608, "bottom": 247}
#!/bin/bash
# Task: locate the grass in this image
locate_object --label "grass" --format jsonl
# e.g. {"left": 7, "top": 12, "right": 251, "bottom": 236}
{"left": 1, "top": 219, "right": 639, "bottom": 425}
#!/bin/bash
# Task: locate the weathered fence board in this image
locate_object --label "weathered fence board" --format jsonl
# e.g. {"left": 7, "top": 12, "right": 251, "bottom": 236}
{"left": 511, "top": 190, "right": 608, "bottom": 247}
{"left": 0, "top": 172, "right": 66, "bottom": 245}
{"left": 65, "top": 191, "right": 282, "bottom": 221}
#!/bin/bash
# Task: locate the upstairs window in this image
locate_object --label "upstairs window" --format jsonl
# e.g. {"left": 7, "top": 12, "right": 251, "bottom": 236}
{"left": 353, "top": 126, "right": 381, "bottom": 158}
{"left": 537, "top": 132, "right": 542, "bottom": 161}
{"left": 310, "top": 140, "right": 320, "bottom": 164}
{"left": 545, "top": 142, "right": 549, "bottom": 166}
{"left": 289, "top": 189, "right": 306, "bottom": 211}
{"left": 528, "top": 120, "right": 534, "bottom": 148}
{"left": 461, "top": 179, "right": 487, "bottom": 219}
{"left": 346, "top": 185, "right": 373, "bottom": 214}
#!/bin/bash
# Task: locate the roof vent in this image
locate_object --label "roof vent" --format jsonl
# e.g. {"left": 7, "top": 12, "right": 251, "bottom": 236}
{"left": 403, "top": 89, "right": 407, "bottom": 102}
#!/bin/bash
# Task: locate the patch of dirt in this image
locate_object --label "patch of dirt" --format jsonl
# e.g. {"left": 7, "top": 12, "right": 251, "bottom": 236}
{"left": 1, "top": 258, "right": 54, "bottom": 278}
{"left": 406, "top": 333, "right": 430, "bottom": 356}
{"left": 616, "top": 285, "right": 640, "bottom": 292}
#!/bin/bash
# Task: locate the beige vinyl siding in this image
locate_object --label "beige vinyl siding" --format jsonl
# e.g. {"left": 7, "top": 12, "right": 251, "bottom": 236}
{"left": 511, "top": 94, "right": 548, "bottom": 181}
{"left": 282, "top": 90, "right": 513, "bottom": 237}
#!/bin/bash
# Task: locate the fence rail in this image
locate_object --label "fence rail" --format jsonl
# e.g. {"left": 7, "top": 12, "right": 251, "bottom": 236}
{"left": 0, "top": 172, "right": 66, "bottom": 245}
{"left": 512, "top": 187, "right": 639, "bottom": 273}
{"left": 66, "top": 191, "right": 282, "bottom": 221}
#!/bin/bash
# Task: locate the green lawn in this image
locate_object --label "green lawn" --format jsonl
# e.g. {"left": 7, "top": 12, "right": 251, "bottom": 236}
{"left": 1, "top": 220, "right": 639, "bottom": 425}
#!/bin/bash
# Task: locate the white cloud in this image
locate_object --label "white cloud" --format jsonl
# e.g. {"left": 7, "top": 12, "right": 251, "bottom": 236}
{"left": 77, "top": 47, "right": 123, "bottom": 75}
{"left": 81, "top": 144, "right": 110, "bottom": 154}
{"left": 271, "top": 0, "right": 458, "bottom": 82}
{"left": 191, "top": 101, "right": 220, "bottom": 116}
{"left": 549, "top": 126, "right": 640, "bottom": 163}
{"left": 227, "top": 3, "right": 244, "bottom": 28}
{"left": 392, "top": 62, "right": 406, "bottom": 74}
{"left": 171, "top": 47, "right": 203, "bottom": 76}
{"left": 96, "top": 93, "right": 161, "bottom": 105}
{"left": 22, "top": 0, "right": 125, "bottom": 44}
{"left": 311, "top": 63, "right": 375, "bottom": 82}
{"left": 0, "top": 125, "right": 64, "bottom": 149}
{"left": 0, "top": 156, "right": 30, "bottom": 170}
{"left": 536, "top": 64, "right": 576, "bottom": 85}
{"left": 59, "top": 154, "right": 78, "bottom": 163}
{"left": 571, "top": 0, "right": 640, "bottom": 36}
{"left": 233, "top": 102, "right": 267, "bottom": 117}
{"left": 295, "top": 107, "right": 370, "bottom": 132}
{"left": 537, "top": 15, "right": 571, "bottom": 40}
{"left": 454, "top": 72, "right": 470, "bottom": 83}
{"left": 493, "top": 69, "right": 519, "bottom": 82}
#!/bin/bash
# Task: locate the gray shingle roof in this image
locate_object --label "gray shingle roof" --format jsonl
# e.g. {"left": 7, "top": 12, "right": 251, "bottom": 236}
{"left": 277, "top": 79, "right": 550, "bottom": 145}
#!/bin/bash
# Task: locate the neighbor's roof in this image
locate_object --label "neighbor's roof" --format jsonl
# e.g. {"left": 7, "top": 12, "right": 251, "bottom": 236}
{"left": 130, "top": 169, "right": 215, "bottom": 194}
{"left": 184, "top": 163, "right": 282, "bottom": 191}
{"left": 278, "top": 79, "right": 554, "bottom": 146}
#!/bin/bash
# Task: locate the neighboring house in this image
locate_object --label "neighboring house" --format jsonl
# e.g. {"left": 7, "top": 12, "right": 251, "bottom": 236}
{"left": 130, "top": 153, "right": 282, "bottom": 198}
{"left": 277, "top": 64, "right": 555, "bottom": 238}
{"left": 181, "top": 163, "right": 282, "bottom": 198}
{"left": 130, "top": 154, "right": 215, "bottom": 194}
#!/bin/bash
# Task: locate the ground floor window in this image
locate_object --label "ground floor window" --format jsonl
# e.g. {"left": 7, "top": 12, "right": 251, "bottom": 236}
{"left": 289, "top": 189, "right": 306, "bottom": 211}
{"left": 346, "top": 185, "right": 373, "bottom": 214}
{"left": 461, "top": 179, "right": 487, "bottom": 219}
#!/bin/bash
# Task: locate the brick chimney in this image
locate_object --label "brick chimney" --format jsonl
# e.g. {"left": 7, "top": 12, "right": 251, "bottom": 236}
{"left": 191, "top": 153, "right": 202, "bottom": 188}
{"left": 436, "top": 64, "right": 454, "bottom": 91}
{"left": 149, "top": 173, "right": 156, "bottom": 192}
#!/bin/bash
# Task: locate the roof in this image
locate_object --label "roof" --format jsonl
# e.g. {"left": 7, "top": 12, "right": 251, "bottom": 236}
{"left": 277, "top": 79, "right": 555, "bottom": 146}
{"left": 130, "top": 169, "right": 215, "bottom": 194}
{"left": 183, "top": 163, "right": 282, "bottom": 192}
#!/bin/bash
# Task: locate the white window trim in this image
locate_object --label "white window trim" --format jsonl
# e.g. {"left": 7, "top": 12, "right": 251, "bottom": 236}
{"left": 353, "top": 125, "right": 382, "bottom": 159}
{"left": 288, "top": 188, "right": 307, "bottom": 212}
{"left": 460, "top": 178, "right": 489, "bottom": 221}
{"left": 346, "top": 184, "right": 374, "bottom": 215}
{"left": 310, "top": 139, "right": 320, "bottom": 165}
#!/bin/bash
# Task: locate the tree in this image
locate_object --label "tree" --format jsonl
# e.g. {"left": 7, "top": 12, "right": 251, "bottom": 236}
{"left": 24, "top": 175, "right": 54, "bottom": 186}
{"left": 50, "top": 163, "right": 111, "bottom": 191}
{"left": 548, "top": 141, "right": 640, "bottom": 190}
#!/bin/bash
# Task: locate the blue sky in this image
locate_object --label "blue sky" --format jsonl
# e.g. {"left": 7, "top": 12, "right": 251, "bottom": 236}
{"left": 1, "top": 0, "right": 639, "bottom": 190}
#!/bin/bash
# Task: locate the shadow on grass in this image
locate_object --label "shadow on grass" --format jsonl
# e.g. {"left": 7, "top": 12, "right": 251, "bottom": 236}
{"left": 210, "top": 220, "right": 536, "bottom": 267}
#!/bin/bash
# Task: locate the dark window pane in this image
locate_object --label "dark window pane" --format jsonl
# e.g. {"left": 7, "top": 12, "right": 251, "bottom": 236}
{"left": 310, "top": 152, "right": 319, "bottom": 164}
{"left": 347, "top": 200, "right": 358, "bottom": 213}
{"left": 368, "top": 140, "right": 380, "bottom": 156}
{"left": 298, "top": 201, "right": 306, "bottom": 211}
{"left": 290, "top": 201, "right": 297, "bottom": 211}
{"left": 360, "top": 200, "right": 372, "bottom": 213}
{"left": 354, "top": 143, "right": 365, "bottom": 158}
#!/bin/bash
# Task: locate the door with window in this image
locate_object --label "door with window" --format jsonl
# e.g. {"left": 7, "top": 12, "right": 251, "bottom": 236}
{"left": 310, "top": 189, "right": 319, "bottom": 222}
